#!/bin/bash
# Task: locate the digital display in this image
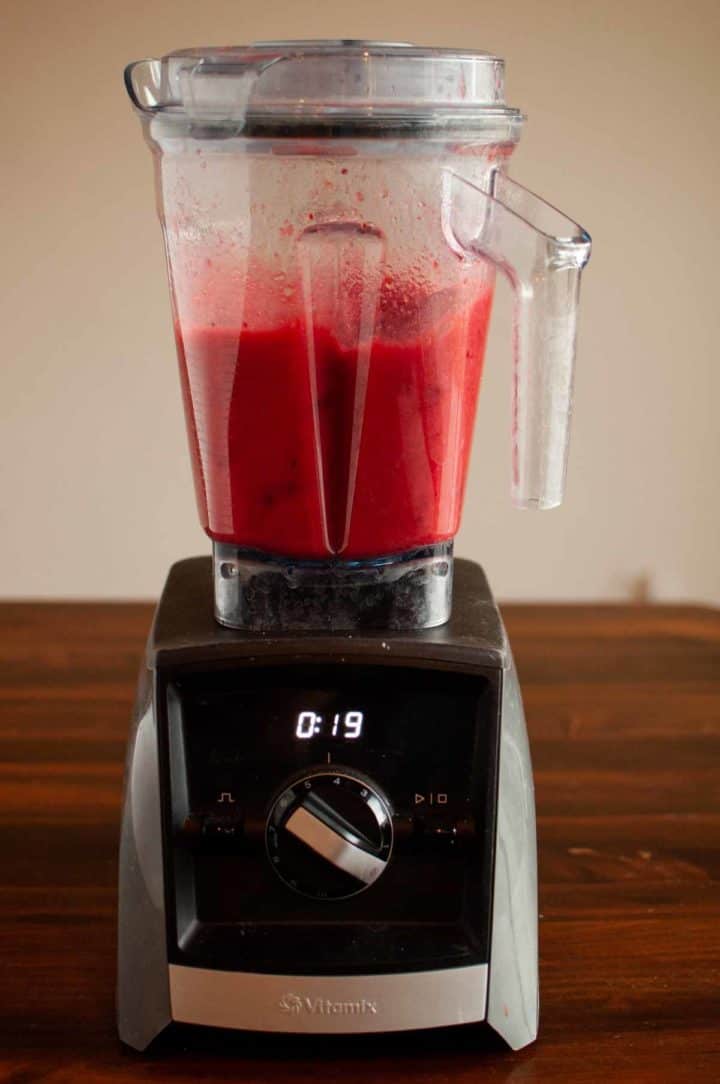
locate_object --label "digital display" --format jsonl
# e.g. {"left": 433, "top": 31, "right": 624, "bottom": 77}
{"left": 177, "top": 664, "right": 489, "bottom": 818}
{"left": 295, "top": 709, "right": 364, "bottom": 741}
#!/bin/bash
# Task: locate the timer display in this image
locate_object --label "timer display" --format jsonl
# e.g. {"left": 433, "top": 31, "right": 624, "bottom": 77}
{"left": 295, "top": 710, "right": 364, "bottom": 741}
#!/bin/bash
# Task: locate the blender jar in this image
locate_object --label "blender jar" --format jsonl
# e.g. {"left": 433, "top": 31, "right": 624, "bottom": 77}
{"left": 125, "top": 41, "right": 590, "bottom": 630}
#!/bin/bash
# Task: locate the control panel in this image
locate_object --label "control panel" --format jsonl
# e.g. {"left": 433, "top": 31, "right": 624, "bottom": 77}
{"left": 161, "top": 662, "right": 500, "bottom": 976}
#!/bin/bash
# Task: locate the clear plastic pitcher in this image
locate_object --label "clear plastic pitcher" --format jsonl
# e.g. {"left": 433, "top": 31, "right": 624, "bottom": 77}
{"left": 125, "top": 41, "right": 591, "bottom": 630}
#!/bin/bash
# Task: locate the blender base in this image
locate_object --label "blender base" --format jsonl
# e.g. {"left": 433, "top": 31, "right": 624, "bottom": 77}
{"left": 213, "top": 542, "right": 453, "bottom": 632}
{"left": 117, "top": 556, "right": 538, "bottom": 1053}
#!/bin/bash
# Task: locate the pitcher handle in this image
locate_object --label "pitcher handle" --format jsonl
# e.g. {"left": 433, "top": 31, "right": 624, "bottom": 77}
{"left": 444, "top": 171, "right": 591, "bottom": 509}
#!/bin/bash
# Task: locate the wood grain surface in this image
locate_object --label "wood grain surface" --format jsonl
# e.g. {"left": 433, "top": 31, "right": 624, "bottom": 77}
{"left": 1, "top": 601, "right": 719, "bottom": 1082}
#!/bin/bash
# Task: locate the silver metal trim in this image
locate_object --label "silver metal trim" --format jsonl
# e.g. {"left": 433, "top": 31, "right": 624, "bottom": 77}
{"left": 169, "top": 963, "right": 488, "bottom": 1033}
{"left": 286, "top": 805, "right": 387, "bottom": 884}
{"left": 485, "top": 653, "right": 539, "bottom": 1050}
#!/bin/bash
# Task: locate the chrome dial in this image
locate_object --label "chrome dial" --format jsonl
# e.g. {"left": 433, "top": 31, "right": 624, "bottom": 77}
{"left": 266, "top": 770, "right": 393, "bottom": 900}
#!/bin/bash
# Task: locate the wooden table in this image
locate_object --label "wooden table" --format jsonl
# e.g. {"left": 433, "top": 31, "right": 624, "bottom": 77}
{"left": 1, "top": 601, "right": 719, "bottom": 1082}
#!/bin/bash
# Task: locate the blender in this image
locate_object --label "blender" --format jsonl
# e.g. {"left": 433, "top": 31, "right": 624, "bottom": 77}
{"left": 117, "top": 41, "right": 590, "bottom": 1052}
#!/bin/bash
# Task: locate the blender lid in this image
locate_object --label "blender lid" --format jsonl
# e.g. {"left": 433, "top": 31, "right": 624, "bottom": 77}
{"left": 125, "top": 40, "right": 524, "bottom": 132}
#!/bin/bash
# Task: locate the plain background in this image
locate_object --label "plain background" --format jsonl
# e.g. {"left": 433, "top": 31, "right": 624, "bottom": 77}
{"left": 2, "top": 0, "right": 718, "bottom": 602}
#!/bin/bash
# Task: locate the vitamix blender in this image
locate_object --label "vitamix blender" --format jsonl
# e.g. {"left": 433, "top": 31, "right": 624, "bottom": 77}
{"left": 118, "top": 41, "right": 591, "bottom": 1052}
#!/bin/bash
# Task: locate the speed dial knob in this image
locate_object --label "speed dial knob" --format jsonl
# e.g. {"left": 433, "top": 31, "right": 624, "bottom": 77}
{"left": 266, "top": 770, "right": 393, "bottom": 900}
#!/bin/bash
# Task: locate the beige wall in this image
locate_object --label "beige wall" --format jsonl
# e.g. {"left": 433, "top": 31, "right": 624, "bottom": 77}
{"left": 2, "top": 0, "right": 718, "bottom": 601}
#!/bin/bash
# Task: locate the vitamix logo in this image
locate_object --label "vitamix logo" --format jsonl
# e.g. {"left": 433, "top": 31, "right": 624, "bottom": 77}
{"left": 278, "top": 993, "right": 304, "bottom": 1015}
{"left": 278, "top": 992, "right": 378, "bottom": 1017}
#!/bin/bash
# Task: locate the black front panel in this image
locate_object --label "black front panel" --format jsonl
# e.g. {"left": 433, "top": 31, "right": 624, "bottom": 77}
{"left": 159, "top": 661, "right": 501, "bottom": 975}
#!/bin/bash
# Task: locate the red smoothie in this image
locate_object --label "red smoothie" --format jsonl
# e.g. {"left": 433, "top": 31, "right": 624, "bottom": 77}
{"left": 175, "top": 282, "right": 492, "bottom": 559}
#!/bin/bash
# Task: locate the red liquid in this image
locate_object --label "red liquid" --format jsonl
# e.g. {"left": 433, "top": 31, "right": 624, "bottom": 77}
{"left": 176, "top": 287, "right": 492, "bottom": 558}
